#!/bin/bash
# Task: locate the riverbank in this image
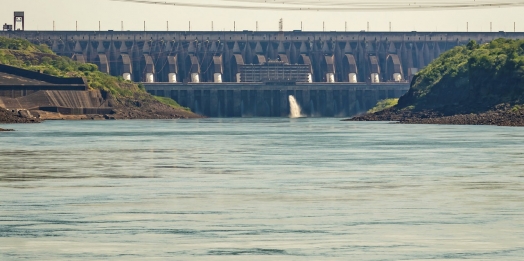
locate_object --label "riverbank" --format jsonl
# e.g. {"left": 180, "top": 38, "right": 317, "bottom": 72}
{"left": 0, "top": 108, "right": 41, "bottom": 123}
{"left": 348, "top": 39, "right": 524, "bottom": 126}
{"left": 1, "top": 92, "right": 202, "bottom": 128}
{"left": 347, "top": 104, "right": 524, "bottom": 126}
{"left": 0, "top": 37, "right": 202, "bottom": 124}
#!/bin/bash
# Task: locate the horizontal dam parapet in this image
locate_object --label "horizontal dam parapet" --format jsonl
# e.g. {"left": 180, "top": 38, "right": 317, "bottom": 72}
{"left": 143, "top": 82, "right": 409, "bottom": 117}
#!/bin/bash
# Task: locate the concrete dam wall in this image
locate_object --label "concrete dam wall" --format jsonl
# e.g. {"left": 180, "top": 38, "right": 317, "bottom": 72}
{"left": 3, "top": 30, "right": 521, "bottom": 117}
{"left": 144, "top": 82, "right": 409, "bottom": 117}
{"left": 2, "top": 31, "right": 523, "bottom": 84}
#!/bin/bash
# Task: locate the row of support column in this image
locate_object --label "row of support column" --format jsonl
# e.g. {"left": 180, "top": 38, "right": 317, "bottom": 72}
{"left": 121, "top": 72, "right": 226, "bottom": 83}
{"left": 147, "top": 88, "right": 405, "bottom": 117}
{"left": 124, "top": 70, "right": 391, "bottom": 83}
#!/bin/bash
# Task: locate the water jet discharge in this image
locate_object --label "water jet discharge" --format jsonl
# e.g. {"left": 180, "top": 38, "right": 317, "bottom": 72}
{"left": 289, "top": 95, "right": 303, "bottom": 118}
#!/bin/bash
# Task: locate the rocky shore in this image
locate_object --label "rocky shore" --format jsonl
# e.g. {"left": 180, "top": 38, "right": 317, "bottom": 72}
{"left": 346, "top": 39, "right": 524, "bottom": 127}
{"left": 109, "top": 96, "right": 200, "bottom": 120}
{"left": 0, "top": 108, "right": 41, "bottom": 124}
{"left": 0, "top": 95, "right": 203, "bottom": 129}
{"left": 347, "top": 104, "right": 524, "bottom": 126}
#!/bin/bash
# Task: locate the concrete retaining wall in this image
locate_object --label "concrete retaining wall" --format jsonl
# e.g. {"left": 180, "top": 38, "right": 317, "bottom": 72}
{"left": 0, "top": 90, "right": 109, "bottom": 113}
{"left": 0, "top": 64, "right": 86, "bottom": 85}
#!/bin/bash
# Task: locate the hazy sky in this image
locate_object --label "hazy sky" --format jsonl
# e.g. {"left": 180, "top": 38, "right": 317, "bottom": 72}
{"left": 3, "top": 0, "right": 524, "bottom": 32}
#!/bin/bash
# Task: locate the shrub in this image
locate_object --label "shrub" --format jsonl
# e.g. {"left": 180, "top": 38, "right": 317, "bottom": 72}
{"left": 78, "top": 63, "right": 98, "bottom": 72}
{"left": 368, "top": 98, "right": 399, "bottom": 113}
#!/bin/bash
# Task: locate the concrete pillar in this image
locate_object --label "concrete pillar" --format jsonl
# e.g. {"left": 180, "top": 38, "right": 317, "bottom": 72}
{"left": 326, "top": 90, "right": 334, "bottom": 117}
{"left": 333, "top": 90, "right": 340, "bottom": 116}
{"left": 256, "top": 90, "right": 265, "bottom": 117}
{"left": 348, "top": 73, "right": 357, "bottom": 83}
{"left": 233, "top": 90, "right": 241, "bottom": 117}
{"left": 348, "top": 90, "right": 357, "bottom": 115}
{"left": 249, "top": 90, "right": 257, "bottom": 116}
{"left": 210, "top": 90, "right": 218, "bottom": 117}
{"left": 393, "top": 73, "right": 402, "bottom": 82}
{"left": 326, "top": 73, "right": 335, "bottom": 83}
{"left": 342, "top": 90, "right": 350, "bottom": 117}
{"left": 371, "top": 73, "right": 380, "bottom": 83}
{"left": 241, "top": 90, "right": 248, "bottom": 117}
{"left": 214, "top": 73, "right": 222, "bottom": 83}
{"left": 310, "top": 90, "right": 318, "bottom": 117}
{"left": 217, "top": 90, "right": 224, "bottom": 117}
{"left": 123, "top": 73, "right": 131, "bottom": 81}
{"left": 272, "top": 90, "right": 281, "bottom": 117}
{"left": 236, "top": 73, "right": 241, "bottom": 83}
{"left": 168, "top": 73, "right": 177, "bottom": 83}
{"left": 227, "top": 90, "right": 234, "bottom": 117}
{"left": 194, "top": 90, "right": 202, "bottom": 114}
{"left": 146, "top": 73, "right": 154, "bottom": 83}
{"left": 280, "top": 89, "right": 288, "bottom": 117}
{"left": 170, "top": 90, "right": 179, "bottom": 104}
{"left": 365, "top": 90, "right": 377, "bottom": 112}
{"left": 203, "top": 90, "right": 210, "bottom": 116}
{"left": 187, "top": 90, "right": 195, "bottom": 113}
{"left": 302, "top": 88, "right": 310, "bottom": 116}
{"left": 319, "top": 90, "right": 327, "bottom": 116}
{"left": 191, "top": 73, "right": 200, "bottom": 83}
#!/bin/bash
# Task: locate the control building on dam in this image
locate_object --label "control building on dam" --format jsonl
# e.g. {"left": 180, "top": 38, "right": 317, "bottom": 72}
{"left": 2, "top": 30, "right": 523, "bottom": 117}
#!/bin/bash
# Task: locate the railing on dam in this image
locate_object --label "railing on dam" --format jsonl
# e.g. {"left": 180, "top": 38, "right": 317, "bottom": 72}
{"left": 143, "top": 82, "right": 410, "bottom": 117}
{"left": 2, "top": 30, "right": 523, "bottom": 86}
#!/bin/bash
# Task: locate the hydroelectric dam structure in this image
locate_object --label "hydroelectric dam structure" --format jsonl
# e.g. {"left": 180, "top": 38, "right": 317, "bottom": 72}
{"left": 2, "top": 30, "right": 523, "bottom": 117}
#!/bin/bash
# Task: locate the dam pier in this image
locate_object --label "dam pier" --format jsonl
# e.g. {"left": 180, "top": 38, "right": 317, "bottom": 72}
{"left": 2, "top": 30, "right": 523, "bottom": 116}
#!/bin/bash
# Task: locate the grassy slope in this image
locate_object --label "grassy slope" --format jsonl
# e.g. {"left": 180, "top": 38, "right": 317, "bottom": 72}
{"left": 367, "top": 98, "right": 398, "bottom": 114}
{"left": 0, "top": 37, "right": 188, "bottom": 111}
{"left": 396, "top": 39, "right": 524, "bottom": 113}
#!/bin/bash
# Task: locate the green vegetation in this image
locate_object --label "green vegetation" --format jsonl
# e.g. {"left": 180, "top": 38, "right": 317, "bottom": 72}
{"left": 153, "top": 96, "right": 190, "bottom": 111}
{"left": 368, "top": 98, "right": 398, "bottom": 113}
{"left": 0, "top": 37, "right": 53, "bottom": 54}
{"left": 398, "top": 38, "right": 524, "bottom": 112}
{"left": 0, "top": 37, "right": 186, "bottom": 110}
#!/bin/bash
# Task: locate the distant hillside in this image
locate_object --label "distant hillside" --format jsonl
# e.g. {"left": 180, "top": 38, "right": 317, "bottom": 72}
{"left": 0, "top": 37, "right": 200, "bottom": 121}
{"left": 399, "top": 39, "right": 524, "bottom": 113}
{"left": 349, "top": 39, "right": 524, "bottom": 126}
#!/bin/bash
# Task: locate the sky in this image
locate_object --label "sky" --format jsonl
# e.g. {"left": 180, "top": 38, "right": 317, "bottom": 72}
{"left": 2, "top": 0, "right": 524, "bottom": 33}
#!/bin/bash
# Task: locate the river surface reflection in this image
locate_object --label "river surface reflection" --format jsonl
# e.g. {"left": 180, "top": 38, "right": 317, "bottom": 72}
{"left": 1, "top": 119, "right": 523, "bottom": 260}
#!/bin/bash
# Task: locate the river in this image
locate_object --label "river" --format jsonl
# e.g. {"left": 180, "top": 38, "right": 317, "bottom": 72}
{"left": 1, "top": 119, "right": 523, "bottom": 260}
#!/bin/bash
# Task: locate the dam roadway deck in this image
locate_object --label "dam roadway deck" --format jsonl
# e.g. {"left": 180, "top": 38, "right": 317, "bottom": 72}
{"left": 143, "top": 82, "right": 409, "bottom": 117}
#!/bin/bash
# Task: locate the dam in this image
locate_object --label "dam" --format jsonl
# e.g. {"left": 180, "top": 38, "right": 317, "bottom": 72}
{"left": 144, "top": 82, "right": 408, "bottom": 117}
{"left": 2, "top": 30, "right": 523, "bottom": 116}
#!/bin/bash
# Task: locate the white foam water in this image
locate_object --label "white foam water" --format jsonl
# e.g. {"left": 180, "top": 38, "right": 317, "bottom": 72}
{"left": 288, "top": 95, "right": 303, "bottom": 118}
